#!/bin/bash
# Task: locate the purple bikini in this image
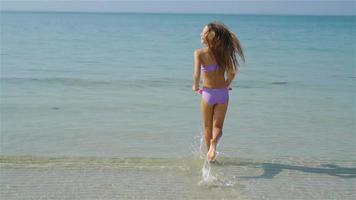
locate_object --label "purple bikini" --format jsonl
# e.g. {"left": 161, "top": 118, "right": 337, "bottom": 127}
{"left": 200, "top": 64, "right": 229, "bottom": 106}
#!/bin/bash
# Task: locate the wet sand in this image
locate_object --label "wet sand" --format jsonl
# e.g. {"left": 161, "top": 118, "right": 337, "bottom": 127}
{"left": 1, "top": 155, "right": 355, "bottom": 200}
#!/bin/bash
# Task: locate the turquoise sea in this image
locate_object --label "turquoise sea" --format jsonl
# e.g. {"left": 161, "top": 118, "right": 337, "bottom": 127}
{"left": 1, "top": 11, "right": 355, "bottom": 199}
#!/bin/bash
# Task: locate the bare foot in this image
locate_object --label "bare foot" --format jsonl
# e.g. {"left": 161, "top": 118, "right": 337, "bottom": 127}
{"left": 206, "top": 139, "right": 217, "bottom": 162}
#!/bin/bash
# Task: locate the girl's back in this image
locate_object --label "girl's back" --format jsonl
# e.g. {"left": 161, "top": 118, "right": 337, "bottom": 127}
{"left": 199, "top": 48, "right": 227, "bottom": 89}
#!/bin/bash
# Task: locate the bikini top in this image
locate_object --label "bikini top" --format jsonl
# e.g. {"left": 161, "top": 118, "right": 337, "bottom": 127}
{"left": 201, "top": 64, "right": 220, "bottom": 72}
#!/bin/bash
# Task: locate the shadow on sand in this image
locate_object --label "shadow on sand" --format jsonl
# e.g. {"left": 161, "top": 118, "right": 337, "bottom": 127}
{"left": 213, "top": 159, "right": 356, "bottom": 179}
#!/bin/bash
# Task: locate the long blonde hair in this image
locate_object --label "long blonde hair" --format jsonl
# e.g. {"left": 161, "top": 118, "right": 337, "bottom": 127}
{"left": 204, "top": 21, "right": 245, "bottom": 74}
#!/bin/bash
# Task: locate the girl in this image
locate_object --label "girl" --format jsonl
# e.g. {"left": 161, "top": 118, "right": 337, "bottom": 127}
{"left": 192, "top": 21, "right": 245, "bottom": 162}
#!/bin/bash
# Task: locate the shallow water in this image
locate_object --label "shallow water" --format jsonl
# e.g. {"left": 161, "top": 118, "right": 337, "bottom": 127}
{"left": 1, "top": 153, "right": 355, "bottom": 200}
{"left": 1, "top": 133, "right": 356, "bottom": 199}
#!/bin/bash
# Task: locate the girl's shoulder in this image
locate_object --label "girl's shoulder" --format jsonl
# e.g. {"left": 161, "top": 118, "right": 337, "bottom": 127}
{"left": 194, "top": 48, "right": 210, "bottom": 59}
{"left": 200, "top": 47, "right": 209, "bottom": 53}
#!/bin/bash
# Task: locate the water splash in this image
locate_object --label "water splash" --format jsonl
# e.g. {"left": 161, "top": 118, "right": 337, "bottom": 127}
{"left": 189, "top": 131, "right": 205, "bottom": 159}
{"left": 190, "top": 127, "right": 237, "bottom": 188}
{"left": 199, "top": 160, "right": 218, "bottom": 185}
{"left": 198, "top": 159, "right": 237, "bottom": 188}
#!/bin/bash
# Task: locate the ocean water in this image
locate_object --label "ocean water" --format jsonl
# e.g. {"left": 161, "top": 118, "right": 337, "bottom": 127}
{"left": 1, "top": 11, "right": 355, "bottom": 199}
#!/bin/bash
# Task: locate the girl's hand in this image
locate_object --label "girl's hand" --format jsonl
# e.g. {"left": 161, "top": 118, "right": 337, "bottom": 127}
{"left": 192, "top": 85, "right": 199, "bottom": 92}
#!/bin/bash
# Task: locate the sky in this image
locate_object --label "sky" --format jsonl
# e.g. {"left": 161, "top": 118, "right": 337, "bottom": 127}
{"left": 0, "top": 0, "right": 355, "bottom": 16}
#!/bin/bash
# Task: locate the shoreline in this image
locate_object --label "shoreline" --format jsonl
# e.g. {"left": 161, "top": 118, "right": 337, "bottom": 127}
{"left": 1, "top": 154, "right": 355, "bottom": 200}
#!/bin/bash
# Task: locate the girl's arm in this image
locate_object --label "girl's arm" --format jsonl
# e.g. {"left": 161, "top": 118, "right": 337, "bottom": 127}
{"left": 225, "top": 70, "right": 236, "bottom": 88}
{"left": 192, "top": 50, "right": 201, "bottom": 91}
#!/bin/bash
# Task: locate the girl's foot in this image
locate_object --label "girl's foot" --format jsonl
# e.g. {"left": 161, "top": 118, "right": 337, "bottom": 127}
{"left": 207, "top": 139, "right": 217, "bottom": 162}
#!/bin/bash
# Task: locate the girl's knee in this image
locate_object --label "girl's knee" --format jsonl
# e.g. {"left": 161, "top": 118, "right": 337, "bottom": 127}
{"left": 213, "top": 126, "right": 223, "bottom": 132}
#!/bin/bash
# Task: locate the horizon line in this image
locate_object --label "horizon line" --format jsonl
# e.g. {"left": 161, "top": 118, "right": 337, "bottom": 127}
{"left": 1, "top": 10, "right": 355, "bottom": 17}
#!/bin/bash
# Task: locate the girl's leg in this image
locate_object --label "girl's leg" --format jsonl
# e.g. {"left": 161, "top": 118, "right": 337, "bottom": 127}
{"left": 207, "top": 101, "right": 228, "bottom": 161}
{"left": 201, "top": 98, "right": 214, "bottom": 154}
